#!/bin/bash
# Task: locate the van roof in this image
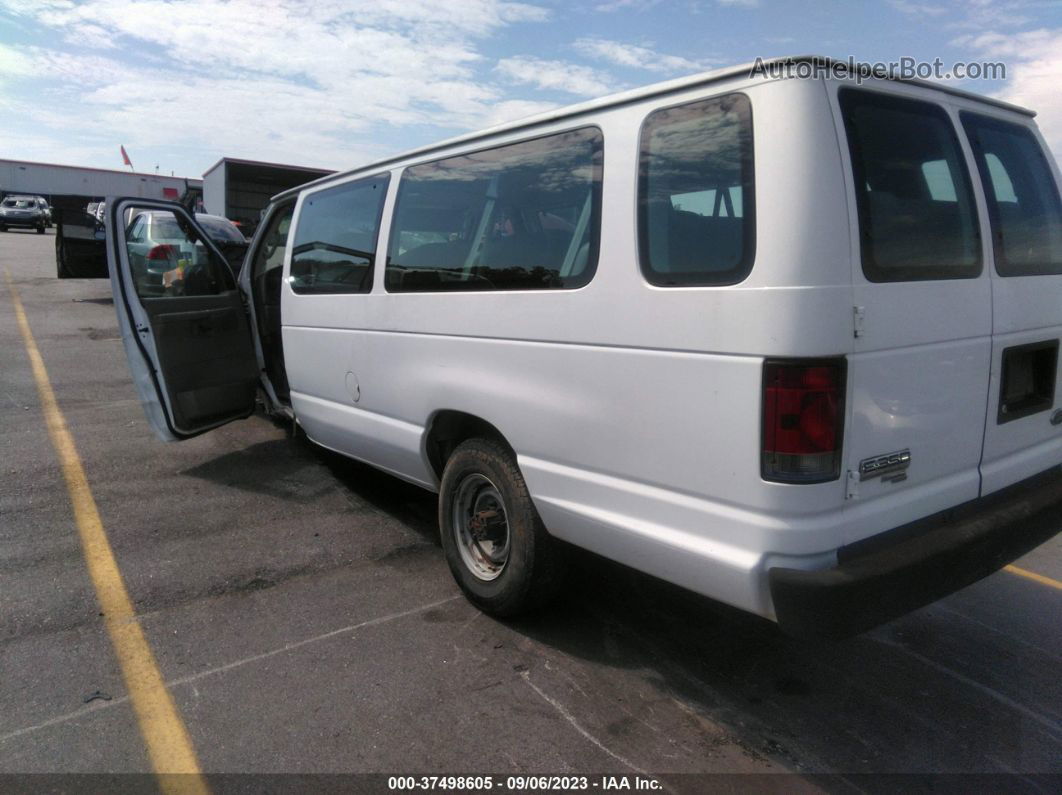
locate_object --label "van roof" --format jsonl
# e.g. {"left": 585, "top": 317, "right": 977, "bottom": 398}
{"left": 275, "top": 54, "right": 1034, "bottom": 202}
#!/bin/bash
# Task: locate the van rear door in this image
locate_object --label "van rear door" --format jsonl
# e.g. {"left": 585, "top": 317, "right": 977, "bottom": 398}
{"left": 961, "top": 113, "right": 1062, "bottom": 494}
{"left": 837, "top": 88, "right": 992, "bottom": 541}
{"left": 105, "top": 198, "right": 259, "bottom": 441}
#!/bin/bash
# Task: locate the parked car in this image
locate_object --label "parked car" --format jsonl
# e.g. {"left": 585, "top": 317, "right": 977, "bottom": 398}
{"left": 102, "top": 56, "right": 1062, "bottom": 637}
{"left": 56, "top": 207, "right": 247, "bottom": 280}
{"left": 0, "top": 195, "right": 48, "bottom": 233}
{"left": 124, "top": 210, "right": 247, "bottom": 294}
{"left": 36, "top": 197, "right": 52, "bottom": 227}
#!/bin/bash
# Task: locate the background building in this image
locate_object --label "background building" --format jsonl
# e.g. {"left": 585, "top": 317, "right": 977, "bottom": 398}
{"left": 2, "top": 155, "right": 335, "bottom": 237}
{"left": 202, "top": 158, "right": 334, "bottom": 234}
{"left": 0, "top": 158, "right": 202, "bottom": 205}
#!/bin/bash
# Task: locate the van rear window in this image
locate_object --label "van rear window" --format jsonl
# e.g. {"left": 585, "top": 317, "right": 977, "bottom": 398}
{"left": 840, "top": 89, "right": 981, "bottom": 282}
{"left": 638, "top": 93, "right": 755, "bottom": 286}
{"left": 961, "top": 113, "right": 1062, "bottom": 277}
{"left": 385, "top": 127, "right": 602, "bottom": 292}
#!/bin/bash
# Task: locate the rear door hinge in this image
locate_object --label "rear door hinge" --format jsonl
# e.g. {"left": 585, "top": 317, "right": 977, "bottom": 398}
{"left": 845, "top": 470, "right": 859, "bottom": 500}
{"left": 853, "top": 305, "right": 866, "bottom": 338}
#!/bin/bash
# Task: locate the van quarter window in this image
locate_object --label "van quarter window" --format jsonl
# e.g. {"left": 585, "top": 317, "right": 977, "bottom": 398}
{"left": 638, "top": 93, "right": 755, "bottom": 287}
{"left": 385, "top": 127, "right": 603, "bottom": 292}
{"left": 961, "top": 113, "right": 1062, "bottom": 277}
{"left": 840, "top": 89, "right": 981, "bottom": 282}
{"left": 290, "top": 174, "right": 390, "bottom": 294}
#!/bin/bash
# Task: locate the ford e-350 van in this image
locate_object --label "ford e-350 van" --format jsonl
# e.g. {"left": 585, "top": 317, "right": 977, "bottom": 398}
{"left": 104, "top": 56, "right": 1062, "bottom": 637}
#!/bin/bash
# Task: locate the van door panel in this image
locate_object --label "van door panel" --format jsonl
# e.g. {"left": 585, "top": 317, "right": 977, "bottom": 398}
{"left": 960, "top": 113, "right": 1062, "bottom": 494}
{"left": 141, "top": 296, "right": 258, "bottom": 430}
{"left": 837, "top": 88, "right": 993, "bottom": 544}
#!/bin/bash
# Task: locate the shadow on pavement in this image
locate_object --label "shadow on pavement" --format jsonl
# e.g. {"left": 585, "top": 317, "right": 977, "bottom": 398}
{"left": 182, "top": 426, "right": 1061, "bottom": 779}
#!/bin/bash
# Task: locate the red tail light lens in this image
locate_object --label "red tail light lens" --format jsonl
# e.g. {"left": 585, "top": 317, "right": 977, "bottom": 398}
{"left": 146, "top": 244, "right": 176, "bottom": 260}
{"left": 762, "top": 359, "right": 846, "bottom": 483}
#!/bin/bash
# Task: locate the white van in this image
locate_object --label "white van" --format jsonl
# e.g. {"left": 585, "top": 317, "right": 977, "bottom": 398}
{"left": 104, "top": 57, "right": 1062, "bottom": 636}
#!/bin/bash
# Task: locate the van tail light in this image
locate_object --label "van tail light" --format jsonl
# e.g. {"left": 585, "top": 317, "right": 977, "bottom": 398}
{"left": 762, "top": 359, "right": 846, "bottom": 483}
{"left": 147, "top": 244, "right": 176, "bottom": 261}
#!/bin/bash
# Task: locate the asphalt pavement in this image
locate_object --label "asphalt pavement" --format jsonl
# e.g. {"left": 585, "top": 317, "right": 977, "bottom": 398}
{"left": 1, "top": 228, "right": 1060, "bottom": 791}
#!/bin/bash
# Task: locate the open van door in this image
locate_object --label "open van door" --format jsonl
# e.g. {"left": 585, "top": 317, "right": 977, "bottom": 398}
{"left": 106, "top": 198, "right": 259, "bottom": 441}
{"left": 55, "top": 205, "right": 109, "bottom": 279}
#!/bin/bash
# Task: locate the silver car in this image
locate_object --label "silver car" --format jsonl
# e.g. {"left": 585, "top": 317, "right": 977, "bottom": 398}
{"left": 0, "top": 195, "right": 48, "bottom": 233}
{"left": 125, "top": 210, "right": 245, "bottom": 295}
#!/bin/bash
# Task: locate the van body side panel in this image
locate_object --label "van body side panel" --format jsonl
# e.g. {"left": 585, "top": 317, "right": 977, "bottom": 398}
{"left": 281, "top": 77, "right": 860, "bottom": 618}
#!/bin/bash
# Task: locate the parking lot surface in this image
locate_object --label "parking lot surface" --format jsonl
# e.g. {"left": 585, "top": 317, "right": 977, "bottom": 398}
{"left": 1, "top": 228, "right": 1060, "bottom": 789}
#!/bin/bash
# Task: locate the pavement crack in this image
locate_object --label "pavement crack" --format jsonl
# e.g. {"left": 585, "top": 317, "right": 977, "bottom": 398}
{"left": 520, "top": 670, "right": 652, "bottom": 779}
{"left": 0, "top": 595, "right": 462, "bottom": 747}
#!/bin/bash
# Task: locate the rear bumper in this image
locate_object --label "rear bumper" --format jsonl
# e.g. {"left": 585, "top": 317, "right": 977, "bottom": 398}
{"left": 769, "top": 466, "right": 1062, "bottom": 638}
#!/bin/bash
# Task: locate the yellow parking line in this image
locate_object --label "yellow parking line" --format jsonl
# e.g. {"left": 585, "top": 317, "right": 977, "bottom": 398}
{"left": 4, "top": 269, "right": 208, "bottom": 793}
{"left": 1005, "top": 564, "right": 1062, "bottom": 591}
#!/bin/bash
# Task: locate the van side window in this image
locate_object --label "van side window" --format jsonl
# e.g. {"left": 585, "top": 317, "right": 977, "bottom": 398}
{"left": 290, "top": 175, "right": 390, "bottom": 294}
{"left": 840, "top": 89, "right": 981, "bottom": 282}
{"left": 961, "top": 113, "right": 1062, "bottom": 277}
{"left": 385, "top": 127, "right": 603, "bottom": 292}
{"left": 638, "top": 93, "right": 755, "bottom": 287}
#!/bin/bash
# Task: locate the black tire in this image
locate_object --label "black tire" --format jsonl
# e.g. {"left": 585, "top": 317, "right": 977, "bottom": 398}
{"left": 439, "top": 438, "right": 566, "bottom": 616}
{"left": 0, "top": 226, "right": 6, "bottom": 232}
{"left": 36, "top": 225, "right": 45, "bottom": 234}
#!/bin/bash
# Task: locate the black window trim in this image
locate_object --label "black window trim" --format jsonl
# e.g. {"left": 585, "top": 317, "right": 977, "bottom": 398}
{"left": 839, "top": 86, "right": 984, "bottom": 283}
{"left": 290, "top": 171, "right": 392, "bottom": 296}
{"left": 636, "top": 90, "right": 757, "bottom": 288}
{"left": 960, "top": 110, "right": 1062, "bottom": 279}
{"left": 384, "top": 124, "right": 605, "bottom": 294}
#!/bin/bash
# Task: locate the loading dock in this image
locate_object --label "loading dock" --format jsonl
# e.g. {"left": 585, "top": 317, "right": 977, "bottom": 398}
{"left": 202, "top": 158, "right": 334, "bottom": 236}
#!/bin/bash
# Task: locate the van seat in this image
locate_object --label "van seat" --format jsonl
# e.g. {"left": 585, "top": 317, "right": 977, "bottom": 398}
{"left": 398, "top": 240, "right": 470, "bottom": 268}
{"left": 867, "top": 192, "right": 972, "bottom": 268}
{"left": 667, "top": 209, "right": 744, "bottom": 272}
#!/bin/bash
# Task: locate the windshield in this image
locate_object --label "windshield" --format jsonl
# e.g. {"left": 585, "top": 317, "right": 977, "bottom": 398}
{"left": 197, "top": 216, "right": 245, "bottom": 242}
{"left": 151, "top": 216, "right": 185, "bottom": 239}
{"left": 3, "top": 199, "right": 35, "bottom": 209}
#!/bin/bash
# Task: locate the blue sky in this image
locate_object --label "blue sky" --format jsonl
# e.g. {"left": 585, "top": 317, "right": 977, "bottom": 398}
{"left": 1, "top": 0, "right": 1060, "bottom": 178}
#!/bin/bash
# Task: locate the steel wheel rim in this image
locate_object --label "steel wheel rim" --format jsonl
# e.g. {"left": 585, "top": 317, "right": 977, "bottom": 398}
{"left": 452, "top": 473, "right": 510, "bottom": 581}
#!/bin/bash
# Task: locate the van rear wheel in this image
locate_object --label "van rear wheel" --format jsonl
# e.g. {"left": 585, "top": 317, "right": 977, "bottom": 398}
{"left": 439, "top": 438, "right": 565, "bottom": 616}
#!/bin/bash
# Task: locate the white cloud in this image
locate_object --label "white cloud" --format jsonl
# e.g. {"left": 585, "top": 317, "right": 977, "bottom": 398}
{"left": 593, "top": 0, "right": 662, "bottom": 11}
{"left": 573, "top": 38, "right": 708, "bottom": 74}
{"left": 965, "top": 28, "right": 1062, "bottom": 163}
{"left": 0, "top": 0, "right": 561, "bottom": 174}
{"left": 483, "top": 98, "right": 561, "bottom": 127}
{"left": 888, "top": 0, "right": 947, "bottom": 17}
{"left": 494, "top": 56, "right": 618, "bottom": 97}
{"left": 716, "top": 0, "right": 760, "bottom": 7}
{"left": 948, "top": 0, "right": 1031, "bottom": 30}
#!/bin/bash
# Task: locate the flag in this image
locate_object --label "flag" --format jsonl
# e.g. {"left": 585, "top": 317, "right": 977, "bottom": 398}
{"left": 120, "top": 145, "right": 133, "bottom": 169}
